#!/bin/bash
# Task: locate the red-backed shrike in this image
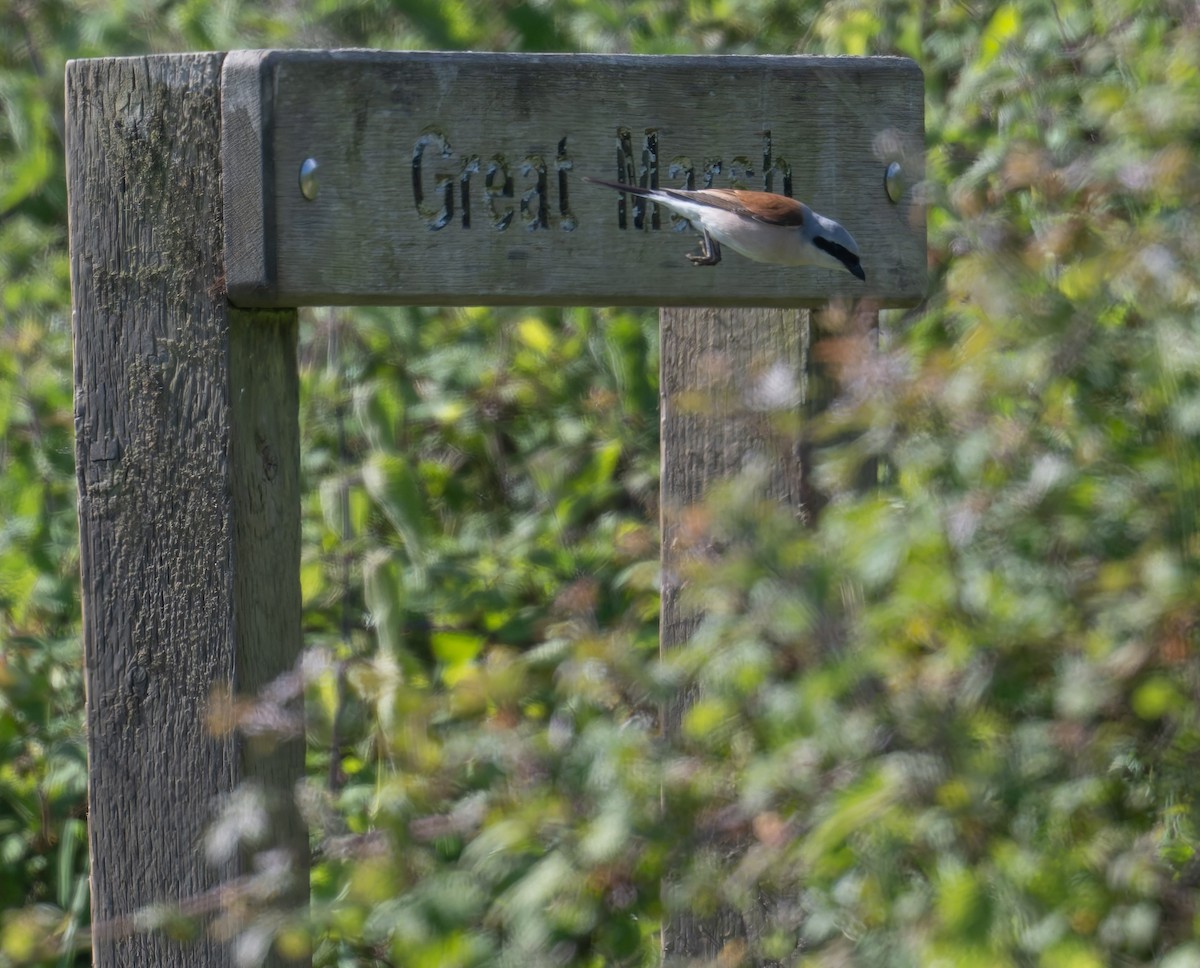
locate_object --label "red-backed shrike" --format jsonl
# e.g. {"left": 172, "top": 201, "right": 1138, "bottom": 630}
{"left": 586, "top": 177, "right": 866, "bottom": 280}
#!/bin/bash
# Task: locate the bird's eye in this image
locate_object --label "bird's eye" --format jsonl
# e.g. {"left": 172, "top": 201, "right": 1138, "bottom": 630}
{"left": 813, "top": 237, "right": 856, "bottom": 262}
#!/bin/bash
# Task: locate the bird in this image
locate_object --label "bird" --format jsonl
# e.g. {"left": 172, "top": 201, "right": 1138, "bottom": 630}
{"left": 584, "top": 176, "right": 866, "bottom": 281}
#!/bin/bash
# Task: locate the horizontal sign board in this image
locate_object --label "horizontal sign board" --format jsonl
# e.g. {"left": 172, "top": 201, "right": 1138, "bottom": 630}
{"left": 221, "top": 50, "right": 925, "bottom": 308}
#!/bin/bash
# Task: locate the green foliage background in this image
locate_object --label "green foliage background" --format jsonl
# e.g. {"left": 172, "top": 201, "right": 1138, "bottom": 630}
{"left": 2, "top": 0, "right": 1200, "bottom": 965}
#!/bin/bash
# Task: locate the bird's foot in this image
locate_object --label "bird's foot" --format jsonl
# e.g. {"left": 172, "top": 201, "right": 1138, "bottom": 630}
{"left": 686, "top": 234, "right": 722, "bottom": 266}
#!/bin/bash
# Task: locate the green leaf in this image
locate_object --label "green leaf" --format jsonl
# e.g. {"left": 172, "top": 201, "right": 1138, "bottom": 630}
{"left": 431, "top": 630, "right": 485, "bottom": 667}
{"left": 362, "top": 453, "right": 431, "bottom": 557}
{"left": 979, "top": 3, "right": 1021, "bottom": 68}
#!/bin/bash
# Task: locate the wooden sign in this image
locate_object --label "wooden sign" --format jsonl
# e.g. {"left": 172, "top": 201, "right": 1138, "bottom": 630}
{"left": 222, "top": 50, "right": 925, "bottom": 308}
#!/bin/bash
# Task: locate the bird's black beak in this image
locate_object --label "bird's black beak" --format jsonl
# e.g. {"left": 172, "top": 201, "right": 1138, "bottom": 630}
{"left": 849, "top": 260, "right": 866, "bottom": 281}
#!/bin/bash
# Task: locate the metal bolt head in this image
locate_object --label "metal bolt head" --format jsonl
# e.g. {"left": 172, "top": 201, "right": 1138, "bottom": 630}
{"left": 884, "top": 161, "right": 904, "bottom": 203}
{"left": 299, "top": 158, "right": 319, "bottom": 200}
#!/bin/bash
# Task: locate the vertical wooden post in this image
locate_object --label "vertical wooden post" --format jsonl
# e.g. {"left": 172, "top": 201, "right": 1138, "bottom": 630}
{"left": 660, "top": 305, "right": 810, "bottom": 652}
{"left": 67, "top": 54, "right": 307, "bottom": 966}
{"left": 660, "top": 306, "right": 807, "bottom": 961}
{"left": 662, "top": 302, "right": 878, "bottom": 962}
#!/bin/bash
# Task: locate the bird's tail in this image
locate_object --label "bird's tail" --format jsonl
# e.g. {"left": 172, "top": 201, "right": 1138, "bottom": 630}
{"left": 583, "top": 176, "right": 657, "bottom": 197}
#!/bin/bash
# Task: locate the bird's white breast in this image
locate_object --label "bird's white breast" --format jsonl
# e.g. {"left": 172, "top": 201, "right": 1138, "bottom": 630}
{"left": 698, "top": 209, "right": 814, "bottom": 266}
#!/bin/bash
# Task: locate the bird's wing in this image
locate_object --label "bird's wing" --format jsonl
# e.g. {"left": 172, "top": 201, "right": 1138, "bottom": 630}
{"left": 679, "top": 189, "right": 807, "bottom": 227}
{"left": 586, "top": 180, "right": 808, "bottom": 228}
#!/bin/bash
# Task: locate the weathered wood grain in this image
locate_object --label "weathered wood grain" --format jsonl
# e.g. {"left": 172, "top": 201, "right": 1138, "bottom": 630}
{"left": 67, "top": 53, "right": 307, "bottom": 966}
{"left": 660, "top": 305, "right": 842, "bottom": 961}
{"left": 223, "top": 50, "right": 925, "bottom": 308}
{"left": 660, "top": 306, "right": 809, "bottom": 659}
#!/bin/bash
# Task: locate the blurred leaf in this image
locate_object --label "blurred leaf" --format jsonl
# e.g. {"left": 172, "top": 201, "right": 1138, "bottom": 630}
{"left": 431, "top": 631, "right": 485, "bottom": 668}
{"left": 362, "top": 453, "right": 431, "bottom": 559}
{"left": 978, "top": 3, "right": 1020, "bottom": 68}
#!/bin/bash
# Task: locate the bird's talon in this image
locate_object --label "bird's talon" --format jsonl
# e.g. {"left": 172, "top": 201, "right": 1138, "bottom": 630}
{"left": 688, "top": 235, "right": 722, "bottom": 266}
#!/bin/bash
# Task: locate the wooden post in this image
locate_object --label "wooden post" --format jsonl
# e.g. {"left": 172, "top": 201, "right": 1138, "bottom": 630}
{"left": 68, "top": 47, "right": 921, "bottom": 966}
{"left": 660, "top": 306, "right": 809, "bottom": 646}
{"left": 67, "top": 54, "right": 307, "bottom": 966}
{"left": 658, "top": 307, "right": 809, "bottom": 961}
{"left": 659, "top": 305, "right": 876, "bottom": 961}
